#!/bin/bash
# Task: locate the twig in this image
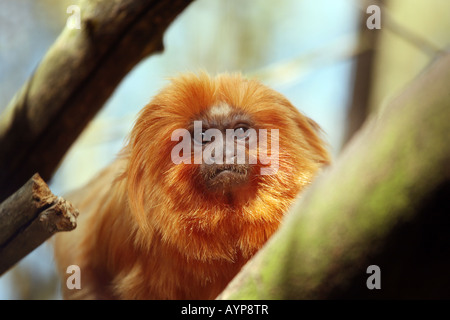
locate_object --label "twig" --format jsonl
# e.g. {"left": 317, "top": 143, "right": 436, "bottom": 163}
{"left": 353, "top": 0, "right": 445, "bottom": 57}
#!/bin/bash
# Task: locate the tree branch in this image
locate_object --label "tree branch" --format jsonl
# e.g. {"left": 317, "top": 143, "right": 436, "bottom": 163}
{"left": 342, "top": 1, "right": 382, "bottom": 146}
{"left": 218, "top": 53, "right": 450, "bottom": 299}
{"left": 0, "top": 0, "right": 194, "bottom": 202}
{"left": 0, "top": 173, "right": 78, "bottom": 275}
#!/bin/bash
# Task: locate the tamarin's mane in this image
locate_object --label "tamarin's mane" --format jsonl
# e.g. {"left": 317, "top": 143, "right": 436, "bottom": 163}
{"left": 54, "top": 72, "right": 330, "bottom": 299}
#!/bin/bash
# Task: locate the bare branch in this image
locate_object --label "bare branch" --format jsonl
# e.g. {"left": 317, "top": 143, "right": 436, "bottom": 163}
{"left": 0, "top": 173, "right": 78, "bottom": 275}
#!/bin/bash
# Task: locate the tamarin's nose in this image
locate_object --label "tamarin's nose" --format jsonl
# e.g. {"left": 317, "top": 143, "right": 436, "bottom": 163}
{"left": 224, "top": 141, "right": 237, "bottom": 164}
{"left": 208, "top": 134, "right": 237, "bottom": 164}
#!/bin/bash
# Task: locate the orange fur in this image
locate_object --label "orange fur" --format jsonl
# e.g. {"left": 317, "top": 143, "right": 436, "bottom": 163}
{"left": 53, "top": 73, "right": 330, "bottom": 299}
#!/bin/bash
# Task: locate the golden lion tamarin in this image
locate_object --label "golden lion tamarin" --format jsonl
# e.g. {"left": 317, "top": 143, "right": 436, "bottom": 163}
{"left": 53, "top": 72, "right": 330, "bottom": 299}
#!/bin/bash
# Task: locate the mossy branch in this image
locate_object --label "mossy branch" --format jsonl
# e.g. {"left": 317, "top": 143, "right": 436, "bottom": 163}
{"left": 219, "top": 53, "right": 450, "bottom": 299}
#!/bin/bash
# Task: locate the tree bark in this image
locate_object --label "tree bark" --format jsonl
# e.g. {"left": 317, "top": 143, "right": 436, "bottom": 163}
{"left": 0, "top": 173, "right": 78, "bottom": 275}
{"left": 218, "top": 53, "right": 450, "bottom": 299}
{"left": 0, "top": 0, "right": 194, "bottom": 202}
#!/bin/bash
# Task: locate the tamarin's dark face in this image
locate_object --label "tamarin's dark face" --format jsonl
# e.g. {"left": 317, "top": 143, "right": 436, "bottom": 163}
{"left": 189, "top": 103, "right": 254, "bottom": 193}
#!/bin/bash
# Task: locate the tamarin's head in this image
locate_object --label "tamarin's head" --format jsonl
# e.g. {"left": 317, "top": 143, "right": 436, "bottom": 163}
{"left": 125, "top": 73, "right": 329, "bottom": 260}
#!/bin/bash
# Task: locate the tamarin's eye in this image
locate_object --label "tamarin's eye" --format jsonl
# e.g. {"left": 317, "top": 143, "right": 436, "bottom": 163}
{"left": 193, "top": 131, "right": 208, "bottom": 145}
{"left": 234, "top": 126, "right": 250, "bottom": 140}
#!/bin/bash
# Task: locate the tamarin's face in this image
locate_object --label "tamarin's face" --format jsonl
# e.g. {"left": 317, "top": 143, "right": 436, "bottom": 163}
{"left": 187, "top": 103, "right": 262, "bottom": 195}
{"left": 126, "top": 73, "right": 329, "bottom": 260}
{"left": 193, "top": 106, "right": 252, "bottom": 193}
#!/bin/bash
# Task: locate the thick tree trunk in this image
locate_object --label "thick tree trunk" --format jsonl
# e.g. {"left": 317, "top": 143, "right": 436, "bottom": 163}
{"left": 0, "top": 0, "right": 194, "bottom": 202}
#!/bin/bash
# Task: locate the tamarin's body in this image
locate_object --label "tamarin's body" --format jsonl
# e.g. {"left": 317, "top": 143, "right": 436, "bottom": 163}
{"left": 54, "top": 73, "right": 330, "bottom": 299}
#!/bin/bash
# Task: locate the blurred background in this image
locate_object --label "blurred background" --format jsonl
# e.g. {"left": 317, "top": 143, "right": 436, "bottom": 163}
{"left": 0, "top": 0, "right": 449, "bottom": 299}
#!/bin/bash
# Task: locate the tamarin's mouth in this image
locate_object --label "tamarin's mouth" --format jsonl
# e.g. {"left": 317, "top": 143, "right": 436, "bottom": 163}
{"left": 201, "top": 163, "right": 250, "bottom": 192}
{"left": 210, "top": 164, "right": 247, "bottom": 178}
